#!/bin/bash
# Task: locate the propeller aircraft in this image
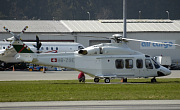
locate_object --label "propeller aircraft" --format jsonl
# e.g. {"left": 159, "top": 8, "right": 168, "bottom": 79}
{"left": 0, "top": 27, "right": 84, "bottom": 63}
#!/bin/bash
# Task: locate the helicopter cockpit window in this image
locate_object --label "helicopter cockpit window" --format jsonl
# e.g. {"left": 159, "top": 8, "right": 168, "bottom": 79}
{"left": 145, "top": 59, "right": 153, "bottom": 69}
{"left": 151, "top": 58, "right": 160, "bottom": 69}
{"left": 115, "top": 59, "right": 124, "bottom": 69}
{"left": 125, "top": 59, "right": 133, "bottom": 69}
{"left": 136, "top": 59, "right": 143, "bottom": 68}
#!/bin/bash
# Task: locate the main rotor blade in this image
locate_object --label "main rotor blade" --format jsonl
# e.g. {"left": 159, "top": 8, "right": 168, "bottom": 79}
{"left": 17, "top": 26, "right": 28, "bottom": 37}
{"left": 3, "top": 26, "right": 15, "bottom": 36}
{"left": 121, "top": 38, "right": 180, "bottom": 46}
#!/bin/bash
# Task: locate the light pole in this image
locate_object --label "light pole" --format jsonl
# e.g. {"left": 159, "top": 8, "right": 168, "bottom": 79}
{"left": 166, "top": 11, "right": 169, "bottom": 19}
{"left": 87, "top": 12, "right": 90, "bottom": 20}
{"left": 139, "top": 11, "right": 141, "bottom": 19}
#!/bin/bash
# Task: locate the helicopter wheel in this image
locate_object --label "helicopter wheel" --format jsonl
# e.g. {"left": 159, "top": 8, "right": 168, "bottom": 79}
{"left": 94, "top": 78, "right": 99, "bottom": 83}
{"left": 151, "top": 77, "right": 157, "bottom": 83}
{"left": 104, "top": 78, "right": 110, "bottom": 83}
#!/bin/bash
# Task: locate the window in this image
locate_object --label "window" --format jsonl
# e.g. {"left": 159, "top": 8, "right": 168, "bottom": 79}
{"left": 125, "top": 59, "right": 133, "bottom": 69}
{"left": 51, "top": 47, "right": 53, "bottom": 50}
{"left": 78, "top": 46, "right": 84, "bottom": 50}
{"left": 136, "top": 59, "right": 143, "bottom": 68}
{"left": 145, "top": 59, "right": 153, "bottom": 69}
{"left": 46, "top": 47, "right": 48, "bottom": 50}
{"left": 3, "top": 47, "right": 5, "bottom": 49}
{"left": 115, "top": 59, "right": 124, "bottom": 69}
{"left": 151, "top": 58, "right": 160, "bottom": 69}
{"left": 56, "top": 47, "right": 58, "bottom": 50}
{"left": 41, "top": 47, "right": 44, "bottom": 50}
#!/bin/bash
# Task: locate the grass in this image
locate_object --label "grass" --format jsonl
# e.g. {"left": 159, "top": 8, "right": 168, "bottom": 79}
{"left": 0, "top": 78, "right": 180, "bottom": 102}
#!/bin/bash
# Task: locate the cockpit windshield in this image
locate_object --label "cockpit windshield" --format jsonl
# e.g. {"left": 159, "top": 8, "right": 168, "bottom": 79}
{"left": 151, "top": 58, "right": 160, "bottom": 69}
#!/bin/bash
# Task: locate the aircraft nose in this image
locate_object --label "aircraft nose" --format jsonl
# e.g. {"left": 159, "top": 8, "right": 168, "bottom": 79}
{"left": 158, "top": 66, "right": 171, "bottom": 76}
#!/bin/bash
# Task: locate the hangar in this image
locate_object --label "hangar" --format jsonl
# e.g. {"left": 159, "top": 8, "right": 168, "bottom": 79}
{"left": 0, "top": 19, "right": 180, "bottom": 64}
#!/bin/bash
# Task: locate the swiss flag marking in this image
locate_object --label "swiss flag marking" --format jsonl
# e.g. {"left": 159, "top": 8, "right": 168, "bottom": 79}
{"left": 51, "top": 58, "right": 57, "bottom": 62}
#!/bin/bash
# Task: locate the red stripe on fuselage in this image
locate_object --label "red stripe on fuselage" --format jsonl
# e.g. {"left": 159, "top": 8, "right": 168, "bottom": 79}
{"left": 18, "top": 47, "right": 25, "bottom": 53}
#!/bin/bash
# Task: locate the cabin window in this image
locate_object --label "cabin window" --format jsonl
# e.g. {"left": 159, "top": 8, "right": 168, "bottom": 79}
{"left": 136, "top": 59, "right": 143, "bottom": 68}
{"left": 41, "top": 47, "right": 44, "bottom": 50}
{"left": 151, "top": 58, "right": 160, "bottom": 69}
{"left": 145, "top": 59, "right": 153, "bottom": 69}
{"left": 115, "top": 59, "right": 124, "bottom": 69}
{"left": 46, "top": 47, "right": 48, "bottom": 50}
{"left": 51, "top": 47, "right": 53, "bottom": 50}
{"left": 3, "top": 47, "right": 5, "bottom": 49}
{"left": 125, "top": 59, "right": 133, "bottom": 69}
{"left": 56, "top": 47, "right": 58, "bottom": 50}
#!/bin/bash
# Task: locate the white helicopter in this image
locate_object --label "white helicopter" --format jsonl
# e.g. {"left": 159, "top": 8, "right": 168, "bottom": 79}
{"left": 8, "top": 28, "right": 173, "bottom": 83}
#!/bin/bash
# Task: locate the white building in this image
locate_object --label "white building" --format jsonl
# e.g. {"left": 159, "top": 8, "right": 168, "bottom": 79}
{"left": 0, "top": 19, "right": 180, "bottom": 63}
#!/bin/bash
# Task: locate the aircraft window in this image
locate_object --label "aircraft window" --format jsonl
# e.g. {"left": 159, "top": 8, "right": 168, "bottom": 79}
{"left": 151, "top": 58, "right": 160, "bottom": 69}
{"left": 136, "top": 59, "right": 143, "bottom": 68}
{"left": 115, "top": 59, "right": 124, "bottom": 69}
{"left": 3, "top": 47, "right": 5, "bottom": 49}
{"left": 145, "top": 59, "right": 153, "bottom": 69}
{"left": 51, "top": 47, "right": 53, "bottom": 50}
{"left": 41, "top": 47, "right": 44, "bottom": 50}
{"left": 46, "top": 47, "right": 48, "bottom": 50}
{"left": 125, "top": 59, "right": 133, "bottom": 69}
{"left": 78, "top": 46, "right": 84, "bottom": 50}
{"left": 56, "top": 47, "right": 58, "bottom": 50}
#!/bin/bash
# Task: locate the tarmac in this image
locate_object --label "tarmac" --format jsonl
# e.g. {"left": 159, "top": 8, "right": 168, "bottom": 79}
{"left": 0, "top": 70, "right": 180, "bottom": 81}
{"left": 0, "top": 100, "right": 180, "bottom": 110}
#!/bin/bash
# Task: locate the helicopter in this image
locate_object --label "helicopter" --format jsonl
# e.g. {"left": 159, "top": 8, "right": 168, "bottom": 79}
{"left": 8, "top": 29, "right": 173, "bottom": 83}
{"left": 4, "top": 0, "right": 176, "bottom": 83}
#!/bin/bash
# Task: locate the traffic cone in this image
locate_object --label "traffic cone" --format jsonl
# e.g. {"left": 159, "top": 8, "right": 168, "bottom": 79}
{"left": 13, "top": 65, "right": 15, "bottom": 71}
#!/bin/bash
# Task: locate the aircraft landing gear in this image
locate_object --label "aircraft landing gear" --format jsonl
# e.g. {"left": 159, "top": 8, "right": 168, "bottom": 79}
{"left": 104, "top": 78, "right": 110, "bottom": 83}
{"left": 94, "top": 78, "right": 99, "bottom": 83}
{"left": 151, "top": 77, "right": 157, "bottom": 83}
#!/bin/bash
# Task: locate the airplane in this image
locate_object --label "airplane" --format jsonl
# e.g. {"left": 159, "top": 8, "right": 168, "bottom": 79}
{"left": 0, "top": 27, "right": 84, "bottom": 63}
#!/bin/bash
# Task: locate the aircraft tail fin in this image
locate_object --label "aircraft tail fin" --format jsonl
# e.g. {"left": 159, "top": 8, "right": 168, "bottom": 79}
{"left": 13, "top": 40, "right": 34, "bottom": 53}
{"left": 12, "top": 40, "right": 37, "bottom": 62}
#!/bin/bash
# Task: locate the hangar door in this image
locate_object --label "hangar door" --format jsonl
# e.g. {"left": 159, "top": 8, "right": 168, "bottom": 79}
{"left": 89, "top": 40, "right": 111, "bottom": 46}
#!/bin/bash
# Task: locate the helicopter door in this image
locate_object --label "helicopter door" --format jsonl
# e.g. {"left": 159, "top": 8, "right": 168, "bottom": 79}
{"left": 134, "top": 59, "right": 144, "bottom": 77}
{"left": 144, "top": 59, "right": 157, "bottom": 77}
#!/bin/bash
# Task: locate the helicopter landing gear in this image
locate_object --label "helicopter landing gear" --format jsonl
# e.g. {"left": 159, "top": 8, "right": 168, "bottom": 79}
{"left": 94, "top": 78, "right": 100, "bottom": 83}
{"left": 104, "top": 78, "right": 110, "bottom": 83}
{"left": 151, "top": 77, "right": 157, "bottom": 83}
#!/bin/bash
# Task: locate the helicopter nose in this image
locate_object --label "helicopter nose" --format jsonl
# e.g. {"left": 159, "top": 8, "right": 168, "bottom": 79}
{"left": 157, "top": 66, "right": 171, "bottom": 76}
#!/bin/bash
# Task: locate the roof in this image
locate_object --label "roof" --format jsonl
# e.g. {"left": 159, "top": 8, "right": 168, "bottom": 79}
{"left": 0, "top": 20, "right": 70, "bottom": 33}
{"left": 0, "top": 19, "right": 180, "bottom": 33}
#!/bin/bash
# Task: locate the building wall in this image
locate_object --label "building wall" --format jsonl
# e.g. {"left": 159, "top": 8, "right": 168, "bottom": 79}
{"left": 127, "top": 32, "right": 180, "bottom": 63}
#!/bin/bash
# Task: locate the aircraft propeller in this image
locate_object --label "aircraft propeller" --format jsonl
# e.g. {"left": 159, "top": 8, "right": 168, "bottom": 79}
{"left": 36, "top": 35, "right": 42, "bottom": 53}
